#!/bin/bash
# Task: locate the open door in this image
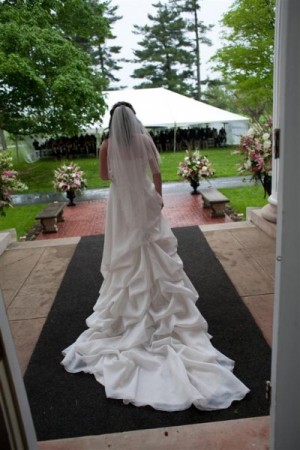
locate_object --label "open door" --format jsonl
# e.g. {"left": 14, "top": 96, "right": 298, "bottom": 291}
{"left": 0, "top": 289, "right": 37, "bottom": 450}
{"left": 270, "top": 1, "right": 300, "bottom": 448}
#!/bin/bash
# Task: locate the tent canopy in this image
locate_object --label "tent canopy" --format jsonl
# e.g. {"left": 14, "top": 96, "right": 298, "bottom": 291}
{"left": 89, "top": 87, "right": 248, "bottom": 131}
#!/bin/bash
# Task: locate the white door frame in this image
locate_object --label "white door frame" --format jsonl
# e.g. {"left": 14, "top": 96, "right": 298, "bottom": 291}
{"left": 270, "top": 1, "right": 300, "bottom": 448}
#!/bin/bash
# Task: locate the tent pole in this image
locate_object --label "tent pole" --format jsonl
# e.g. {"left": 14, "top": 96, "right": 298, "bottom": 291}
{"left": 15, "top": 135, "right": 19, "bottom": 162}
{"left": 173, "top": 124, "right": 177, "bottom": 152}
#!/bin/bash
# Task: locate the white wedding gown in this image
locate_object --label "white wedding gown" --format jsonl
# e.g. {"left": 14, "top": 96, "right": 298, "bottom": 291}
{"left": 61, "top": 172, "right": 249, "bottom": 411}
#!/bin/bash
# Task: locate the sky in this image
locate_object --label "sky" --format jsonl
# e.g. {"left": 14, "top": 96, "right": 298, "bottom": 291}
{"left": 111, "top": 0, "right": 235, "bottom": 88}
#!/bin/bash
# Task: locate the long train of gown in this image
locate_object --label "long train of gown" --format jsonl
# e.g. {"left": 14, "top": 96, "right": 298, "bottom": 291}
{"left": 62, "top": 181, "right": 249, "bottom": 411}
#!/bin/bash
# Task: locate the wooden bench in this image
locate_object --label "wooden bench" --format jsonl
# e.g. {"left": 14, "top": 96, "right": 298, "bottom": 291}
{"left": 200, "top": 188, "right": 229, "bottom": 218}
{"left": 36, "top": 202, "right": 66, "bottom": 233}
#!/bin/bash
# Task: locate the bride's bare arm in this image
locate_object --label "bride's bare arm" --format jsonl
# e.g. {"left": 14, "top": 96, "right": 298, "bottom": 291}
{"left": 145, "top": 135, "right": 163, "bottom": 207}
{"left": 153, "top": 172, "right": 164, "bottom": 209}
{"left": 153, "top": 172, "right": 162, "bottom": 196}
{"left": 99, "top": 139, "right": 109, "bottom": 180}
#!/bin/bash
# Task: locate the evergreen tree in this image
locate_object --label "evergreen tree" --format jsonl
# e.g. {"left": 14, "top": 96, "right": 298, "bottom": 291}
{"left": 131, "top": 1, "right": 194, "bottom": 96}
{"left": 174, "top": 0, "right": 213, "bottom": 100}
{"left": 88, "top": 1, "right": 124, "bottom": 89}
{"left": 211, "top": 0, "right": 275, "bottom": 121}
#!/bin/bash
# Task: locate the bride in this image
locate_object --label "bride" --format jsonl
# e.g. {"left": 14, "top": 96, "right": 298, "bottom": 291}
{"left": 61, "top": 102, "right": 249, "bottom": 411}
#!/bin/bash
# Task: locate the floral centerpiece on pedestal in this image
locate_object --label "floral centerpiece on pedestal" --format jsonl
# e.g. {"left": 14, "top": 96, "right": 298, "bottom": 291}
{"left": 237, "top": 121, "right": 272, "bottom": 197}
{"left": 177, "top": 150, "right": 215, "bottom": 194}
{"left": 0, "top": 151, "right": 28, "bottom": 216}
{"left": 53, "top": 162, "right": 87, "bottom": 206}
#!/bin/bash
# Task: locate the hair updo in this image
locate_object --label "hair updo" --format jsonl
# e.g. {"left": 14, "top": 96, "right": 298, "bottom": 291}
{"left": 108, "top": 102, "right": 136, "bottom": 130}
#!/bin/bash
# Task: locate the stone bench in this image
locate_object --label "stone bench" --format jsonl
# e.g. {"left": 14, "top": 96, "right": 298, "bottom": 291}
{"left": 200, "top": 188, "right": 229, "bottom": 218}
{"left": 36, "top": 202, "right": 66, "bottom": 233}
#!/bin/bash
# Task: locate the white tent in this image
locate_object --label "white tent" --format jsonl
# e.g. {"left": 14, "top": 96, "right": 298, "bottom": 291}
{"left": 87, "top": 87, "right": 249, "bottom": 145}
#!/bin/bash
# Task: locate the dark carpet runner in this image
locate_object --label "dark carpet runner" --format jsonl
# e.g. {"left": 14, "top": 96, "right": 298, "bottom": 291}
{"left": 24, "top": 226, "right": 271, "bottom": 441}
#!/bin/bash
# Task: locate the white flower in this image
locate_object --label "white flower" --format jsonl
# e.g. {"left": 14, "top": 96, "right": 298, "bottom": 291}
{"left": 263, "top": 133, "right": 270, "bottom": 140}
{"left": 245, "top": 159, "right": 252, "bottom": 170}
{"left": 263, "top": 140, "right": 272, "bottom": 150}
{"left": 247, "top": 128, "right": 254, "bottom": 137}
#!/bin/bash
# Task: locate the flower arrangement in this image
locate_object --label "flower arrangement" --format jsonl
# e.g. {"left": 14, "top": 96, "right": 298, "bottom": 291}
{"left": 0, "top": 151, "right": 28, "bottom": 216}
{"left": 177, "top": 150, "right": 215, "bottom": 183}
{"left": 53, "top": 162, "right": 87, "bottom": 193}
{"left": 237, "top": 121, "right": 272, "bottom": 196}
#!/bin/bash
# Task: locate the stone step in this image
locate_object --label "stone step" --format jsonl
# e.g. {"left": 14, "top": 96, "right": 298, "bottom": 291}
{"left": 247, "top": 208, "right": 276, "bottom": 239}
{"left": 200, "top": 220, "right": 256, "bottom": 233}
{"left": 0, "top": 229, "right": 17, "bottom": 255}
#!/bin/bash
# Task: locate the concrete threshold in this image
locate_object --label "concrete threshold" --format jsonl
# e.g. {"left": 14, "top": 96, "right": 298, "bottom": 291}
{"left": 200, "top": 220, "right": 256, "bottom": 232}
{"left": 38, "top": 416, "right": 270, "bottom": 450}
{"left": 7, "top": 236, "right": 80, "bottom": 250}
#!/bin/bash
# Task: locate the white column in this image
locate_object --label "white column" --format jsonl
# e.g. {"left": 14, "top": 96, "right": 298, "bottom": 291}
{"left": 270, "top": 1, "right": 300, "bottom": 449}
{"left": 261, "top": 0, "right": 281, "bottom": 224}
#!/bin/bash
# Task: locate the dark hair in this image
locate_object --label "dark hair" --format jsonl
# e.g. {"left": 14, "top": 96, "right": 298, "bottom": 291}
{"left": 108, "top": 101, "right": 136, "bottom": 131}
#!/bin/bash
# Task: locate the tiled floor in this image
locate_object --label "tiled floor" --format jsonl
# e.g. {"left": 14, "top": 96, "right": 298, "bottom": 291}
{"left": 0, "top": 194, "right": 275, "bottom": 449}
{"left": 36, "top": 192, "right": 231, "bottom": 240}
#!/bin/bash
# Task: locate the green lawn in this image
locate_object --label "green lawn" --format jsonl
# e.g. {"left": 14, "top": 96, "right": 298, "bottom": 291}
{"left": 13, "top": 147, "right": 243, "bottom": 193}
{"left": 0, "top": 147, "right": 267, "bottom": 239}
{"left": 219, "top": 184, "right": 268, "bottom": 218}
{"left": 13, "top": 157, "right": 110, "bottom": 193}
{"left": 160, "top": 147, "right": 244, "bottom": 181}
{"left": 0, "top": 203, "right": 48, "bottom": 238}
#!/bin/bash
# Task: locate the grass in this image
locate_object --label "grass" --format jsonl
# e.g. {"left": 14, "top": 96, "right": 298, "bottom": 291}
{"left": 12, "top": 147, "right": 243, "bottom": 193}
{"left": 13, "top": 157, "right": 110, "bottom": 193}
{"left": 160, "top": 147, "right": 244, "bottom": 181}
{"left": 219, "top": 184, "right": 268, "bottom": 218}
{"left": 0, "top": 203, "right": 47, "bottom": 238}
{"left": 0, "top": 147, "right": 267, "bottom": 239}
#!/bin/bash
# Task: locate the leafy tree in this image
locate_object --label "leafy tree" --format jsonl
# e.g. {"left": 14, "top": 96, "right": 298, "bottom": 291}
{"left": 174, "top": 0, "right": 213, "bottom": 100}
{"left": 202, "top": 80, "right": 239, "bottom": 112}
{"left": 0, "top": 0, "right": 109, "bottom": 145}
{"left": 211, "top": 0, "right": 275, "bottom": 121}
{"left": 131, "top": 1, "right": 195, "bottom": 95}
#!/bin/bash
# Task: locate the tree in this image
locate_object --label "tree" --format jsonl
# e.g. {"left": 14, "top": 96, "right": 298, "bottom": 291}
{"left": 174, "top": 0, "right": 213, "bottom": 100}
{"left": 70, "top": 1, "right": 124, "bottom": 89}
{"left": 90, "top": 1, "right": 124, "bottom": 89}
{"left": 202, "top": 80, "right": 239, "bottom": 112}
{"left": 0, "top": 0, "right": 110, "bottom": 143}
{"left": 211, "top": 0, "right": 275, "bottom": 121}
{"left": 131, "top": 1, "right": 195, "bottom": 96}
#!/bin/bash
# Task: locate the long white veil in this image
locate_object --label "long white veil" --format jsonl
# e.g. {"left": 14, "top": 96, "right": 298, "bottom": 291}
{"left": 107, "top": 105, "right": 161, "bottom": 236}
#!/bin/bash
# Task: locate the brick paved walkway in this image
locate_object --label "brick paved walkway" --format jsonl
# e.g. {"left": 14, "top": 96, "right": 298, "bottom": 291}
{"left": 36, "top": 192, "right": 231, "bottom": 240}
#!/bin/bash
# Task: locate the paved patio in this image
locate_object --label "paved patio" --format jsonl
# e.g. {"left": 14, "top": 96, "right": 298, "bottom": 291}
{"left": 35, "top": 192, "right": 232, "bottom": 240}
{"left": 0, "top": 191, "right": 275, "bottom": 449}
